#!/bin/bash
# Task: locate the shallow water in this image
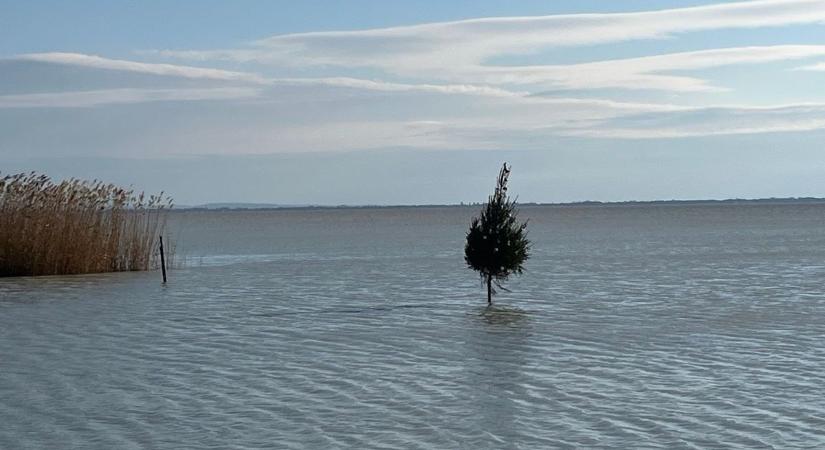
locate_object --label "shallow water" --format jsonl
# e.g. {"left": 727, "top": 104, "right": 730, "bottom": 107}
{"left": 3, "top": 204, "right": 825, "bottom": 448}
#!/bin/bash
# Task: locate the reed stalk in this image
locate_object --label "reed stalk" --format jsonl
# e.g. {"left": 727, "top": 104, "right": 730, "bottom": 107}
{"left": 0, "top": 172, "right": 173, "bottom": 277}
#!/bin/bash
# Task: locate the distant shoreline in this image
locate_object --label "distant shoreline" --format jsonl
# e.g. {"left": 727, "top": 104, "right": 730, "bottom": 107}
{"left": 174, "top": 197, "right": 825, "bottom": 211}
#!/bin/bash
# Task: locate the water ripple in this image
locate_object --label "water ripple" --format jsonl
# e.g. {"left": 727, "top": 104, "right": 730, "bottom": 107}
{"left": 3, "top": 205, "right": 825, "bottom": 448}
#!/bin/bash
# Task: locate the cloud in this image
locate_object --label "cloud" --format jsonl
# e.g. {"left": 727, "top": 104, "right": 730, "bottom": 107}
{"left": 0, "top": 87, "right": 260, "bottom": 108}
{"left": 13, "top": 45, "right": 825, "bottom": 100}
{"left": 288, "top": 102, "right": 825, "bottom": 148}
{"left": 10, "top": 53, "right": 266, "bottom": 83}
{"left": 4, "top": 53, "right": 824, "bottom": 151}
{"left": 1, "top": 53, "right": 533, "bottom": 101}
{"left": 796, "top": 61, "right": 825, "bottom": 70}
{"left": 475, "top": 45, "right": 825, "bottom": 92}
{"left": 267, "top": 77, "right": 529, "bottom": 98}
{"left": 572, "top": 118, "right": 825, "bottom": 138}
{"left": 276, "top": 102, "right": 825, "bottom": 148}
{"left": 0, "top": 50, "right": 694, "bottom": 114}
{"left": 539, "top": 103, "right": 825, "bottom": 139}
{"left": 4, "top": 0, "right": 825, "bottom": 154}
{"left": 139, "top": 91, "right": 698, "bottom": 155}
{"left": 155, "top": 0, "right": 825, "bottom": 80}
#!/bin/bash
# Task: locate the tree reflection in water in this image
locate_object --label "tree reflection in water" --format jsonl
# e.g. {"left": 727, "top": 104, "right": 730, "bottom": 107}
{"left": 462, "top": 305, "right": 535, "bottom": 445}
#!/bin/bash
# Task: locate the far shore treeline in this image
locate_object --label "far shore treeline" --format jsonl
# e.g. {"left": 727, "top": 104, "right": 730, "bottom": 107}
{"left": 173, "top": 197, "right": 825, "bottom": 212}
{"left": 0, "top": 172, "right": 173, "bottom": 277}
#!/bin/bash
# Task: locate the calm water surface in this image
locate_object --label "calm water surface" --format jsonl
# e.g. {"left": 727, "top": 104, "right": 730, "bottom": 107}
{"left": 3, "top": 204, "right": 825, "bottom": 448}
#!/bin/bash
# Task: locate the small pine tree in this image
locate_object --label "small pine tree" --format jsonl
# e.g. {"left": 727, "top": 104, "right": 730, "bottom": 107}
{"left": 465, "top": 163, "right": 530, "bottom": 305}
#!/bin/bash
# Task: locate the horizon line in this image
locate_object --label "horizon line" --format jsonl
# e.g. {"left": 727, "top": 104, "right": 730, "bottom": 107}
{"left": 175, "top": 196, "right": 825, "bottom": 211}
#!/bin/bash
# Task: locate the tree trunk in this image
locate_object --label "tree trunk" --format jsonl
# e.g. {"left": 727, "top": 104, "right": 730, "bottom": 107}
{"left": 487, "top": 274, "right": 492, "bottom": 306}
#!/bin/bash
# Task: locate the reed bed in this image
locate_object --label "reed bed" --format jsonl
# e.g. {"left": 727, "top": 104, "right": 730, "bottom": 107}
{"left": 0, "top": 172, "right": 173, "bottom": 277}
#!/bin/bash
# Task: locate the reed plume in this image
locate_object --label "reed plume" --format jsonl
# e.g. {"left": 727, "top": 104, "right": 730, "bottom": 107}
{"left": 0, "top": 172, "right": 173, "bottom": 277}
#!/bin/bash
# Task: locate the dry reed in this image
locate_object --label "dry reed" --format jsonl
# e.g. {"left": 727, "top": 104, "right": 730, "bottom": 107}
{"left": 0, "top": 172, "right": 173, "bottom": 277}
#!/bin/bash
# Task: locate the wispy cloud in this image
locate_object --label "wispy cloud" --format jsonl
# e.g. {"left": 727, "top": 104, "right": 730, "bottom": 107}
{"left": 569, "top": 118, "right": 825, "bottom": 138}
{"left": 521, "top": 104, "right": 825, "bottom": 140}
{"left": 155, "top": 0, "right": 825, "bottom": 78}
{"left": 475, "top": 45, "right": 825, "bottom": 92}
{"left": 3, "top": 0, "right": 825, "bottom": 152}
{"left": 284, "top": 102, "right": 825, "bottom": 149}
{"left": 11, "top": 53, "right": 266, "bottom": 83}
{"left": 796, "top": 61, "right": 825, "bottom": 70}
{"left": 266, "top": 77, "right": 529, "bottom": 98}
{"left": 0, "top": 87, "right": 260, "bottom": 108}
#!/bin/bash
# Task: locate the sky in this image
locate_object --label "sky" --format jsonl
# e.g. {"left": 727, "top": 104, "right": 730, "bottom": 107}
{"left": 2, "top": 0, "right": 825, "bottom": 205}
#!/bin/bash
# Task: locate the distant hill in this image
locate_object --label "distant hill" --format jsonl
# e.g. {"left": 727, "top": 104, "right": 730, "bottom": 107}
{"left": 182, "top": 202, "right": 315, "bottom": 210}
{"left": 175, "top": 197, "right": 825, "bottom": 211}
{"left": 542, "top": 197, "right": 825, "bottom": 207}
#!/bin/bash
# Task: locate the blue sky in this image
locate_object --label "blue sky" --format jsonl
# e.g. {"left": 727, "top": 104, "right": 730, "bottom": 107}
{"left": 2, "top": 0, "right": 825, "bottom": 204}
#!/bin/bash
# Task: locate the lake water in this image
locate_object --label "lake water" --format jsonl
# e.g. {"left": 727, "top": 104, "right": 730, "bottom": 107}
{"left": 3, "top": 204, "right": 825, "bottom": 449}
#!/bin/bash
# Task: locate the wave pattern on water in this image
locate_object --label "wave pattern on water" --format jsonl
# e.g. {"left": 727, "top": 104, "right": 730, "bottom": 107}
{"left": 3, "top": 204, "right": 825, "bottom": 449}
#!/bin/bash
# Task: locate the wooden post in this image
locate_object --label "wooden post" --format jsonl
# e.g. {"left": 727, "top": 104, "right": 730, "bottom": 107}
{"left": 159, "top": 236, "right": 167, "bottom": 283}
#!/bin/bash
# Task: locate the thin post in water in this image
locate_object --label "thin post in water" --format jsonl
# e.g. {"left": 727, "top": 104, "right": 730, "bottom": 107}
{"left": 159, "top": 235, "right": 167, "bottom": 283}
